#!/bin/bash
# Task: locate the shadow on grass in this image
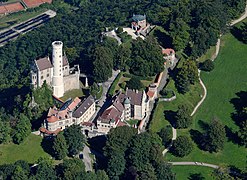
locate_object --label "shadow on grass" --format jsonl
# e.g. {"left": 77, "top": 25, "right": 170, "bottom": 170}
{"left": 230, "top": 24, "right": 247, "bottom": 44}
{"left": 41, "top": 136, "right": 54, "bottom": 157}
{"left": 225, "top": 126, "right": 240, "bottom": 144}
{"left": 164, "top": 110, "right": 176, "bottom": 127}
{"left": 188, "top": 173, "right": 205, "bottom": 180}
{"left": 230, "top": 91, "right": 247, "bottom": 127}
{"left": 189, "top": 129, "right": 206, "bottom": 151}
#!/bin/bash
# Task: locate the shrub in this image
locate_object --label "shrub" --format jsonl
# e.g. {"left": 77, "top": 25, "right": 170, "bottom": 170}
{"left": 160, "top": 89, "right": 175, "bottom": 98}
{"left": 200, "top": 59, "right": 214, "bottom": 72}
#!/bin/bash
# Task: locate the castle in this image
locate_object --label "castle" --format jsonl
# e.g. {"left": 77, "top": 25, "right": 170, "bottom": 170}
{"left": 97, "top": 89, "right": 149, "bottom": 134}
{"left": 30, "top": 41, "right": 80, "bottom": 98}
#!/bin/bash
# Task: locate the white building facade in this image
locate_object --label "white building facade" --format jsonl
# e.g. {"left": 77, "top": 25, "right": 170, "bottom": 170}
{"left": 31, "top": 41, "right": 80, "bottom": 98}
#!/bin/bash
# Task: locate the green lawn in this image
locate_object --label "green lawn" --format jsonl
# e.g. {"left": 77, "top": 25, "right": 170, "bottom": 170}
{"left": 0, "top": 134, "right": 50, "bottom": 165}
{"left": 61, "top": 88, "right": 85, "bottom": 101}
{"left": 166, "top": 33, "right": 247, "bottom": 168}
{"left": 149, "top": 80, "right": 203, "bottom": 133}
{"left": 172, "top": 165, "right": 214, "bottom": 180}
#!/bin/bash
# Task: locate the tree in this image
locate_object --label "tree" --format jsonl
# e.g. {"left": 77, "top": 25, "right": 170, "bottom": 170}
{"left": 175, "top": 104, "right": 192, "bottom": 128}
{"left": 137, "top": 163, "right": 157, "bottom": 180}
{"left": 212, "top": 167, "right": 234, "bottom": 180}
{"left": 64, "top": 125, "right": 85, "bottom": 156}
{"left": 96, "top": 170, "right": 109, "bottom": 180}
{"left": 89, "top": 82, "right": 100, "bottom": 99}
{"left": 158, "top": 125, "right": 172, "bottom": 147}
{"left": 126, "top": 76, "right": 144, "bottom": 90}
{"left": 12, "top": 114, "right": 31, "bottom": 144}
{"left": 57, "top": 159, "right": 85, "bottom": 180}
{"left": 107, "top": 152, "right": 126, "bottom": 180}
{"left": 238, "top": 121, "right": 247, "bottom": 147}
{"left": 11, "top": 166, "right": 28, "bottom": 180}
{"left": 35, "top": 157, "right": 56, "bottom": 180}
{"left": 0, "top": 119, "right": 11, "bottom": 144}
{"left": 172, "top": 136, "right": 193, "bottom": 157}
{"left": 200, "top": 59, "right": 214, "bottom": 72}
{"left": 53, "top": 133, "right": 68, "bottom": 160}
{"left": 169, "top": 18, "right": 190, "bottom": 51}
{"left": 175, "top": 60, "right": 198, "bottom": 94}
{"left": 155, "top": 162, "right": 175, "bottom": 180}
{"left": 128, "top": 132, "right": 162, "bottom": 171}
{"left": 115, "top": 45, "right": 131, "bottom": 70}
{"left": 205, "top": 119, "right": 226, "bottom": 152}
{"left": 93, "top": 46, "right": 113, "bottom": 83}
{"left": 104, "top": 126, "right": 137, "bottom": 157}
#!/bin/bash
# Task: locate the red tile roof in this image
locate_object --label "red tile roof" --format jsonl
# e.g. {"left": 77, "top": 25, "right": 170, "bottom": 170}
{"left": 162, "top": 48, "right": 175, "bottom": 56}
{"left": 40, "top": 127, "right": 61, "bottom": 135}
{"left": 99, "top": 107, "right": 121, "bottom": 124}
{"left": 0, "top": 2, "right": 24, "bottom": 14}
{"left": 147, "top": 91, "right": 155, "bottom": 98}
{"left": 68, "top": 97, "right": 81, "bottom": 111}
{"left": 117, "top": 121, "right": 127, "bottom": 127}
{"left": 47, "top": 116, "right": 58, "bottom": 123}
{"left": 23, "top": 0, "right": 52, "bottom": 8}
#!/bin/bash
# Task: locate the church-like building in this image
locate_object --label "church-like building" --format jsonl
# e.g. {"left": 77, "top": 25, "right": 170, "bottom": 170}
{"left": 30, "top": 41, "right": 80, "bottom": 98}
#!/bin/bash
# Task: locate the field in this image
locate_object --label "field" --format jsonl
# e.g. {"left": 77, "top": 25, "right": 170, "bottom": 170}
{"left": 0, "top": 134, "right": 50, "bottom": 165}
{"left": 166, "top": 33, "right": 247, "bottom": 168}
{"left": 172, "top": 165, "right": 214, "bottom": 180}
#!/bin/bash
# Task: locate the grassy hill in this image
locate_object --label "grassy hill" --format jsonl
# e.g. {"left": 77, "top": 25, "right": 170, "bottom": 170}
{"left": 166, "top": 33, "right": 247, "bottom": 168}
{"left": 0, "top": 134, "right": 50, "bottom": 165}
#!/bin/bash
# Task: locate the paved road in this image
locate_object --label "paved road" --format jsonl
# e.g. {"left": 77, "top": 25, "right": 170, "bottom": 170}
{"left": 230, "top": 3, "right": 247, "bottom": 26}
{"left": 169, "top": 162, "right": 219, "bottom": 169}
{"left": 82, "top": 145, "right": 93, "bottom": 172}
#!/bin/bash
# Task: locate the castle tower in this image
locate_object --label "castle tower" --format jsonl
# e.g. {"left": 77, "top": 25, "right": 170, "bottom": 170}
{"left": 52, "top": 41, "right": 64, "bottom": 98}
{"left": 124, "top": 98, "right": 131, "bottom": 120}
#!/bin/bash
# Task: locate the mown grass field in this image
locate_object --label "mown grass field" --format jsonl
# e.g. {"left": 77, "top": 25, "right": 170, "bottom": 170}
{"left": 166, "top": 33, "right": 247, "bottom": 168}
{"left": 172, "top": 165, "right": 214, "bottom": 180}
{"left": 0, "top": 134, "right": 50, "bottom": 165}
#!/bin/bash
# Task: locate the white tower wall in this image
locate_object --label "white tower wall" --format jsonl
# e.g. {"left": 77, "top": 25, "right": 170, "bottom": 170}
{"left": 52, "top": 41, "right": 64, "bottom": 98}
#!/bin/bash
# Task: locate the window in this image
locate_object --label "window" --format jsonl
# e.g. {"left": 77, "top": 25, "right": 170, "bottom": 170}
{"left": 47, "top": 74, "right": 49, "bottom": 77}
{"left": 59, "top": 55, "right": 61, "bottom": 58}
{"left": 59, "top": 122, "right": 63, "bottom": 125}
{"left": 41, "top": 76, "right": 43, "bottom": 79}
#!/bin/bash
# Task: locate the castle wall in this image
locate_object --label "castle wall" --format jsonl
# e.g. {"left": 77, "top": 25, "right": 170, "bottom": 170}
{"left": 64, "top": 73, "right": 80, "bottom": 92}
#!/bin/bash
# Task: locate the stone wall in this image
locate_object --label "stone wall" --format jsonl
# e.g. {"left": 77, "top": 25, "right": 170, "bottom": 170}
{"left": 64, "top": 73, "right": 80, "bottom": 92}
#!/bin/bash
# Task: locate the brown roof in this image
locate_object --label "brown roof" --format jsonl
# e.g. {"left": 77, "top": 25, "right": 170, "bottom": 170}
{"left": 162, "top": 48, "right": 175, "bottom": 56}
{"left": 35, "top": 57, "right": 52, "bottom": 71}
{"left": 47, "top": 116, "right": 58, "bottom": 123}
{"left": 113, "top": 98, "right": 124, "bottom": 112}
{"left": 63, "top": 55, "right": 69, "bottom": 66}
{"left": 23, "top": 0, "right": 52, "bottom": 8}
{"left": 40, "top": 127, "right": 61, "bottom": 135}
{"left": 0, "top": 2, "right": 24, "bottom": 14}
{"left": 118, "top": 89, "right": 143, "bottom": 106}
{"left": 99, "top": 107, "right": 121, "bottom": 124}
{"left": 147, "top": 91, "right": 155, "bottom": 98}
{"left": 73, "top": 96, "right": 94, "bottom": 118}
{"left": 68, "top": 97, "right": 81, "bottom": 111}
{"left": 35, "top": 55, "right": 68, "bottom": 71}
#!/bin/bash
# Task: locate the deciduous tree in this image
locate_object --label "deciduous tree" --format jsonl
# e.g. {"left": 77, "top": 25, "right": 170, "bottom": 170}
{"left": 172, "top": 136, "right": 193, "bottom": 157}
